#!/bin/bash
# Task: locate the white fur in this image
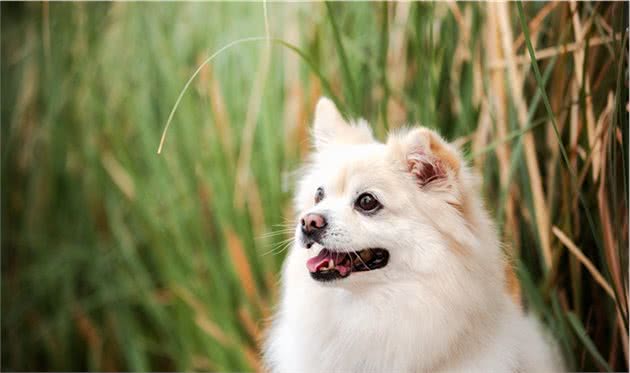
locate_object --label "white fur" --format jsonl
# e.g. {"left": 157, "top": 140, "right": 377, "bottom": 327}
{"left": 264, "top": 98, "right": 563, "bottom": 372}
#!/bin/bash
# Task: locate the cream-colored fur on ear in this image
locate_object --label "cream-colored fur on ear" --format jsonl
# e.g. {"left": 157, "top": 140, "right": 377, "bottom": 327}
{"left": 386, "top": 127, "right": 464, "bottom": 209}
{"left": 313, "top": 97, "right": 374, "bottom": 149}
{"left": 388, "top": 127, "right": 461, "bottom": 174}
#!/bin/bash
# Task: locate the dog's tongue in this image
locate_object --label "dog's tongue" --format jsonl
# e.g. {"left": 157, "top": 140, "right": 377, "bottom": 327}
{"left": 306, "top": 249, "right": 331, "bottom": 272}
{"left": 306, "top": 249, "right": 351, "bottom": 276}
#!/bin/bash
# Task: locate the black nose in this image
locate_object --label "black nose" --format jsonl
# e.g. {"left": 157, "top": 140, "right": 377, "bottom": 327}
{"left": 301, "top": 213, "right": 327, "bottom": 235}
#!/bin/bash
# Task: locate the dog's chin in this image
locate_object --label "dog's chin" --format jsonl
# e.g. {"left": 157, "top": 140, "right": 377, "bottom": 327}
{"left": 305, "top": 246, "right": 390, "bottom": 284}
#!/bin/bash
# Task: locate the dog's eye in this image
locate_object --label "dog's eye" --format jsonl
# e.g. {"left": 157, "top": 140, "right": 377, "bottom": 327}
{"left": 314, "top": 187, "right": 325, "bottom": 204}
{"left": 355, "top": 193, "right": 381, "bottom": 213}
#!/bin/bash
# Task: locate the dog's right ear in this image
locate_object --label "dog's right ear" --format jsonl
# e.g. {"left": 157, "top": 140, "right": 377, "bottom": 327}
{"left": 388, "top": 127, "right": 461, "bottom": 190}
{"left": 312, "top": 97, "right": 373, "bottom": 150}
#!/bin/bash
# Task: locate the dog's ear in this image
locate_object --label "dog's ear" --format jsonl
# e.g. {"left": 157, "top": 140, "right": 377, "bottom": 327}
{"left": 388, "top": 127, "right": 461, "bottom": 189}
{"left": 313, "top": 97, "right": 373, "bottom": 150}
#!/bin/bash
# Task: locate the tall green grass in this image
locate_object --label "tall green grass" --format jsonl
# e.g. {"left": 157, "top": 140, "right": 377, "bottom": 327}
{"left": 2, "top": 2, "right": 628, "bottom": 371}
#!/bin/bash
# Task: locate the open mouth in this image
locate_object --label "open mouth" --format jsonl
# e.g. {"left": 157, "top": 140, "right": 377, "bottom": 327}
{"left": 306, "top": 248, "right": 389, "bottom": 282}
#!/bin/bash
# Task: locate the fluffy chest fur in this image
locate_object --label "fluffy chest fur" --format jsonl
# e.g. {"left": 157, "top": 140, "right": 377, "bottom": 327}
{"left": 265, "top": 245, "right": 560, "bottom": 373}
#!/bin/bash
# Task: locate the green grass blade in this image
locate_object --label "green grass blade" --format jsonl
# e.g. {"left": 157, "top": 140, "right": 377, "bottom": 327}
{"left": 325, "top": 2, "right": 359, "bottom": 115}
{"left": 566, "top": 312, "right": 612, "bottom": 372}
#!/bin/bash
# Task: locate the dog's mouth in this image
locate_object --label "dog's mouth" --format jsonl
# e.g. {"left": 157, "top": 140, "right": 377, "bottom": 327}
{"left": 306, "top": 248, "right": 389, "bottom": 282}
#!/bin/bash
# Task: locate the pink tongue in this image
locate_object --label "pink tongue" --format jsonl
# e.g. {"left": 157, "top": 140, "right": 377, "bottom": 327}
{"left": 306, "top": 249, "right": 352, "bottom": 276}
{"left": 306, "top": 249, "right": 332, "bottom": 273}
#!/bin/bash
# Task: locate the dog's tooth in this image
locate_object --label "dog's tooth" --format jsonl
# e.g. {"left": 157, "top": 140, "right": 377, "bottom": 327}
{"left": 328, "top": 258, "right": 335, "bottom": 269}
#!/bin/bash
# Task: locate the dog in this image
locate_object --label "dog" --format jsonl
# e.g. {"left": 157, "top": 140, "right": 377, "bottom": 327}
{"left": 263, "top": 97, "right": 563, "bottom": 372}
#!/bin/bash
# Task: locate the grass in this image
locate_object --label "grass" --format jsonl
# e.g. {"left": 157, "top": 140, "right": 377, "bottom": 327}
{"left": 2, "top": 2, "right": 628, "bottom": 371}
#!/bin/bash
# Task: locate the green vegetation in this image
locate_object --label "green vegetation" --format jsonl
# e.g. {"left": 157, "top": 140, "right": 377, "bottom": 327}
{"left": 2, "top": 2, "right": 627, "bottom": 371}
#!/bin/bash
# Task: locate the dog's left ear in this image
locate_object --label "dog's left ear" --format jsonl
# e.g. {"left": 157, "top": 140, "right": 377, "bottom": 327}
{"left": 312, "top": 97, "right": 373, "bottom": 150}
{"left": 389, "top": 127, "right": 461, "bottom": 189}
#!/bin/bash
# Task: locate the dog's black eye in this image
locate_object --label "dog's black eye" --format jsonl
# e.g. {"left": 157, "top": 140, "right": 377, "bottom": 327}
{"left": 314, "top": 187, "right": 325, "bottom": 204}
{"left": 355, "top": 193, "right": 381, "bottom": 213}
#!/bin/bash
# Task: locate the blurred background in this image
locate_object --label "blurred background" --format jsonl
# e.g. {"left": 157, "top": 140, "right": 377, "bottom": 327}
{"left": 2, "top": 2, "right": 628, "bottom": 371}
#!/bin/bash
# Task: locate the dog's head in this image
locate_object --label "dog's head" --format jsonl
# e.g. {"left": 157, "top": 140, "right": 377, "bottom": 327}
{"left": 293, "top": 97, "right": 499, "bottom": 289}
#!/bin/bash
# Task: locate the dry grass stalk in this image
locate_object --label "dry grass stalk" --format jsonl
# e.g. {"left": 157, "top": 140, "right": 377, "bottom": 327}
{"left": 264, "top": 269, "right": 279, "bottom": 312}
{"left": 12, "top": 36, "right": 39, "bottom": 171}
{"left": 386, "top": 2, "right": 410, "bottom": 128}
{"left": 569, "top": 81, "right": 580, "bottom": 171}
{"left": 101, "top": 152, "right": 136, "bottom": 200}
{"left": 545, "top": 89, "right": 571, "bottom": 217}
{"left": 472, "top": 42, "right": 484, "bottom": 108}
{"left": 564, "top": 19, "right": 586, "bottom": 307}
{"left": 575, "top": 93, "right": 614, "bottom": 192}
{"left": 207, "top": 65, "right": 235, "bottom": 167}
{"left": 173, "top": 285, "right": 232, "bottom": 346}
{"left": 246, "top": 177, "right": 267, "bottom": 242}
{"left": 472, "top": 99, "right": 491, "bottom": 169}
{"left": 282, "top": 4, "right": 304, "bottom": 160}
{"left": 191, "top": 355, "right": 216, "bottom": 371}
{"left": 225, "top": 228, "right": 260, "bottom": 308}
{"left": 238, "top": 306, "right": 261, "bottom": 344}
{"left": 73, "top": 304, "right": 103, "bottom": 367}
{"left": 471, "top": 5, "right": 491, "bottom": 168}
{"left": 41, "top": 2, "right": 51, "bottom": 62}
{"left": 488, "top": 33, "right": 622, "bottom": 70}
{"left": 474, "top": 20, "right": 492, "bottom": 167}
{"left": 447, "top": 1, "right": 466, "bottom": 34}
{"left": 448, "top": 4, "right": 472, "bottom": 117}
{"left": 496, "top": 2, "right": 552, "bottom": 267}
{"left": 485, "top": 3, "right": 519, "bottom": 251}
{"left": 234, "top": 39, "right": 272, "bottom": 209}
{"left": 243, "top": 347, "right": 263, "bottom": 373}
{"left": 618, "top": 313, "right": 629, "bottom": 365}
{"left": 196, "top": 178, "right": 215, "bottom": 236}
{"left": 569, "top": 1, "right": 600, "bottom": 182}
{"left": 597, "top": 126, "right": 627, "bottom": 315}
{"left": 513, "top": 2, "right": 559, "bottom": 52}
{"left": 552, "top": 226, "right": 615, "bottom": 300}
{"left": 195, "top": 315, "right": 232, "bottom": 347}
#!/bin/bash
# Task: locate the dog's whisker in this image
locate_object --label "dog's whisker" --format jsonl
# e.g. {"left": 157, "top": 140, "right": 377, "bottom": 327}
{"left": 271, "top": 222, "right": 295, "bottom": 228}
{"left": 258, "top": 229, "right": 294, "bottom": 239}
{"left": 267, "top": 236, "right": 295, "bottom": 247}
{"left": 262, "top": 238, "right": 295, "bottom": 256}
{"left": 351, "top": 251, "right": 372, "bottom": 272}
{"left": 263, "top": 242, "right": 292, "bottom": 257}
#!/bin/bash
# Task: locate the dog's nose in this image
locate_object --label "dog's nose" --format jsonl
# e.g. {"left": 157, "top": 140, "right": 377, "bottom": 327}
{"left": 301, "top": 213, "right": 327, "bottom": 235}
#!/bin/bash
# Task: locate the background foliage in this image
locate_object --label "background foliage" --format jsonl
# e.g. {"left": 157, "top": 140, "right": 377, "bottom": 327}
{"left": 2, "top": 2, "right": 628, "bottom": 371}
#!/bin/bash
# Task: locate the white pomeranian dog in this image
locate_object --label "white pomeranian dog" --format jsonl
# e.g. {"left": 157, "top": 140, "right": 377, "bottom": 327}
{"left": 263, "top": 97, "right": 563, "bottom": 372}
